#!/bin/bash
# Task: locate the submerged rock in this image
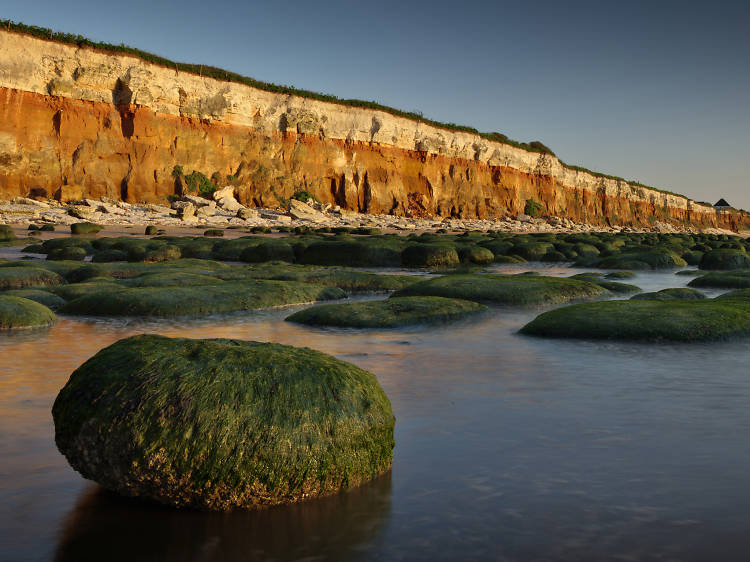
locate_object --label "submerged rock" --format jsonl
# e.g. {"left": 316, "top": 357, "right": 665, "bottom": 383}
{"left": 52, "top": 334, "right": 395, "bottom": 510}
{"left": 286, "top": 296, "right": 487, "bottom": 328}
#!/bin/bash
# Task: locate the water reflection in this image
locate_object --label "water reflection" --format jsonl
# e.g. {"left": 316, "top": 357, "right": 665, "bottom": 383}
{"left": 55, "top": 472, "right": 391, "bottom": 562}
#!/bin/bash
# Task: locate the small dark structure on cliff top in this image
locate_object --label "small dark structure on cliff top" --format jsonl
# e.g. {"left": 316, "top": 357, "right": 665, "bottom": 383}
{"left": 714, "top": 198, "right": 731, "bottom": 209}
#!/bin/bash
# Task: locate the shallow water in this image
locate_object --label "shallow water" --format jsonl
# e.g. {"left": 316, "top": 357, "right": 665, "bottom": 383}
{"left": 2, "top": 267, "right": 748, "bottom": 561}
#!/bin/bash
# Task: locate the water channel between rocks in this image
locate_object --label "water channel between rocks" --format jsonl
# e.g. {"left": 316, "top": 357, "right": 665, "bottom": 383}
{"left": 1, "top": 264, "right": 748, "bottom": 561}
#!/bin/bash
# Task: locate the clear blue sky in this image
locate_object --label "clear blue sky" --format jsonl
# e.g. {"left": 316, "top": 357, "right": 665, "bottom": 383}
{"left": 4, "top": 0, "right": 749, "bottom": 207}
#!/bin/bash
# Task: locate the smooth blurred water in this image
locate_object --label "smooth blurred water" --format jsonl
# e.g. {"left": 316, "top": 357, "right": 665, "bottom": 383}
{"left": 1, "top": 267, "right": 748, "bottom": 561}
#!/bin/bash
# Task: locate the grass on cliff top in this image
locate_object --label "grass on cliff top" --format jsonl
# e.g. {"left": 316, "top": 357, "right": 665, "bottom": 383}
{"left": 393, "top": 274, "right": 607, "bottom": 305}
{"left": 60, "top": 280, "right": 346, "bottom": 317}
{"left": 0, "top": 19, "right": 695, "bottom": 200}
{"left": 286, "top": 296, "right": 487, "bottom": 328}
{"left": 0, "top": 295, "right": 57, "bottom": 330}
{"left": 52, "top": 334, "right": 395, "bottom": 509}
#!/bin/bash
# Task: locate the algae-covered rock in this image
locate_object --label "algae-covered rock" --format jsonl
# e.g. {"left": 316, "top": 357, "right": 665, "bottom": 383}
{"left": 631, "top": 288, "right": 706, "bottom": 300}
{"left": 520, "top": 299, "right": 750, "bottom": 341}
{"left": 401, "top": 244, "right": 460, "bottom": 268}
{"left": 393, "top": 274, "right": 606, "bottom": 305}
{"left": 0, "top": 225, "right": 16, "bottom": 241}
{"left": 286, "top": 296, "right": 487, "bottom": 328}
{"left": 568, "top": 274, "right": 640, "bottom": 294}
{"left": 3, "top": 289, "right": 67, "bottom": 309}
{"left": 240, "top": 241, "right": 296, "bottom": 263}
{"left": 595, "top": 249, "right": 687, "bottom": 270}
{"left": 60, "top": 280, "right": 346, "bottom": 317}
{"left": 699, "top": 249, "right": 750, "bottom": 270}
{"left": 0, "top": 266, "right": 64, "bottom": 289}
{"left": 0, "top": 295, "right": 57, "bottom": 329}
{"left": 688, "top": 271, "right": 750, "bottom": 289}
{"left": 241, "top": 262, "right": 419, "bottom": 292}
{"left": 52, "top": 334, "right": 395, "bottom": 510}
{"left": 47, "top": 246, "right": 87, "bottom": 261}
{"left": 70, "top": 222, "right": 103, "bottom": 235}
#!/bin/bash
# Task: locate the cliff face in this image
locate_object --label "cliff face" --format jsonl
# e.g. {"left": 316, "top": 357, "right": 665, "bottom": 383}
{"left": 0, "top": 30, "right": 745, "bottom": 230}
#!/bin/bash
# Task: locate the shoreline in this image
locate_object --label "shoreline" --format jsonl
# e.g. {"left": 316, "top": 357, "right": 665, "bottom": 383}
{"left": 1, "top": 197, "right": 739, "bottom": 240}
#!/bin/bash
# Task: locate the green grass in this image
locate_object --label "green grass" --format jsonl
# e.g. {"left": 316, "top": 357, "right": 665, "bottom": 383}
{"left": 0, "top": 295, "right": 57, "bottom": 329}
{"left": 286, "top": 296, "right": 486, "bottom": 328}
{"left": 393, "top": 274, "right": 607, "bottom": 305}
{"left": 52, "top": 334, "right": 395, "bottom": 509}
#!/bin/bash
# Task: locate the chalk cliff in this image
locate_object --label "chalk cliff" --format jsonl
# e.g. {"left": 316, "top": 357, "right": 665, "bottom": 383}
{"left": 0, "top": 29, "right": 745, "bottom": 230}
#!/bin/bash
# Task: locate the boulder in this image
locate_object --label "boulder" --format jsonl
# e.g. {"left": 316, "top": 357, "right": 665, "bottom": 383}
{"left": 237, "top": 207, "right": 258, "bottom": 220}
{"left": 216, "top": 196, "right": 242, "bottom": 212}
{"left": 0, "top": 295, "right": 57, "bottom": 330}
{"left": 289, "top": 199, "right": 326, "bottom": 222}
{"left": 52, "top": 334, "right": 395, "bottom": 509}
{"left": 212, "top": 186, "right": 235, "bottom": 201}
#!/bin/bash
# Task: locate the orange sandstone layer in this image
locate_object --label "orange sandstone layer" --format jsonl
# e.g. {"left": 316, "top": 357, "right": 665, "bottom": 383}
{"left": 0, "top": 86, "right": 745, "bottom": 231}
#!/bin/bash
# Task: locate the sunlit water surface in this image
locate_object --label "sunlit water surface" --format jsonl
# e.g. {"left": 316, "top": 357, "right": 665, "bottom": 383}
{"left": 1, "top": 265, "right": 748, "bottom": 561}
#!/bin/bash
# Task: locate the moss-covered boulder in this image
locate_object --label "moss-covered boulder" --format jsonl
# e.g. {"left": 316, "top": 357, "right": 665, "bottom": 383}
{"left": 457, "top": 246, "right": 494, "bottom": 265}
{"left": 595, "top": 249, "right": 687, "bottom": 270}
{"left": 400, "top": 244, "right": 459, "bottom": 267}
{"left": 52, "top": 334, "right": 395, "bottom": 510}
{"left": 393, "top": 274, "right": 606, "bottom": 305}
{"left": 568, "top": 274, "right": 641, "bottom": 294}
{"left": 520, "top": 299, "right": 750, "bottom": 341}
{"left": 60, "top": 280, "right": 346, "bottom": 317}
{"left": 47, "top": 246, "right": 87, "bottom": 261}
{"left": 3, "top": 289, "right": 67, "bottom": 309}
{"left": 300, "top": 241, "right": 402, "bottom": 267}
{"left": 699, "top": 249, "right": 750, "bottom": 270}
{"left": 631, "top": 288, "right": 706, "bottom": 300}
{"left": 0, "top": 295, "right": 57, "bottom": 329}
{"left": 241, "top": 262, "right": 419, "bottom": 292}
{"left": 70, "top": 222, "right": 103, "bottom": 235}
{"left": 0, "top": 266, "right": 64, "bottom": 289}
{"left": 0, "top": 225, "right": 16, "bottom": 241}
{"left": 604, "top": 271, "right": 636, "bottom": 279}
{"left": 688, "top": 271, "right": 750, "bottom": 289}
{"left": 286, "top": 296, "right": 486, "bottom": 328}
{"left": 239, "top": 241, "right": 296, "bottom": 263}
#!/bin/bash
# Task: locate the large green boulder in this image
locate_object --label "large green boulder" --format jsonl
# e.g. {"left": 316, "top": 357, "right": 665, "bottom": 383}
{"left": 286, "top": 296, "right": 487, "bottom": 328}
{"left": 699, "top": 249, "right": 750, "bottom": 270}
{"left": 47, "top": 246, "right": 87, "bottom": 261}
{"left": 393, "top": 274, "right": 606, "bottom": 305}
{"left": 630, "top": 288, "right": 706, "bottom": 300}
{"left": 52, "top": 334, "right": 395, "bottom": 510}
{"left": 401, "top": 244, "right": 460, "bottom": 268}
{"left": 0, "top": 295, "right": 57, "bottom": 329}
{"left": 2, "top": 289, "right": 67, "bottom": 309}
{"left": 595, "top": 249, "right": 687, "bottom": 270}
{"left": 0, "top": 266, "right": 64, "bottom": 290}
{"left": 688, "top": 271, "right": 750, "bottom": 289}
{"left": 239, "top": 241, "right": 296, "bottom": 263}
{"left": 520, "top": 299, "right": 750, "bottom": 341}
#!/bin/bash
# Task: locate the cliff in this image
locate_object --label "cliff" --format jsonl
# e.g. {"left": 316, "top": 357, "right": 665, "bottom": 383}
{"left": 0, "top": 28, "right": 746, "bottom": 230}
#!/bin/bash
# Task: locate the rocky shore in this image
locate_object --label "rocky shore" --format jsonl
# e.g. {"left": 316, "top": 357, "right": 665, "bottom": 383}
{"left": 0, "top": 191, "right": 737, "bottom": 237}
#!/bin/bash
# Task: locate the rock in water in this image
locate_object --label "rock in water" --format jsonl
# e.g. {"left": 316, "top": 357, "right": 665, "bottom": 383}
{"left": 52, "top": 334, "right": 395, "bottom": 510}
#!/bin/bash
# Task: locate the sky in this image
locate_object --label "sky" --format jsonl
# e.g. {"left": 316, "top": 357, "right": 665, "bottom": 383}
{"left": 4, "top": 0, "right": 749, "bottom": 207}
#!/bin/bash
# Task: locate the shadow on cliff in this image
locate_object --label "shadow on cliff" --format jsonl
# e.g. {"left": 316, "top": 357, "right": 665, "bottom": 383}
{"left": 54, "top": 472, "right": 392, "bottom": 562}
